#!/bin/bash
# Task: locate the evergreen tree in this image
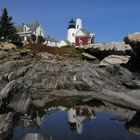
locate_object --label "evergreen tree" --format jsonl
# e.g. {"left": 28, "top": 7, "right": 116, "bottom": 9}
{"left": 0, "top": 8, "right": 18, "bottom": 41}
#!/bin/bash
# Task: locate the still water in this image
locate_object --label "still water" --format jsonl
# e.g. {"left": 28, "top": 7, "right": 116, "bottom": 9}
{"left": 11, "top": 99, "right": 140, "bottom": 140}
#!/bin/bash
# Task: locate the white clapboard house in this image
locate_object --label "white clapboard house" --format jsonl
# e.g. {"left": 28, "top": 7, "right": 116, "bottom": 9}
{"left": 16, "top": 21, "right": 46, "bottom": 43}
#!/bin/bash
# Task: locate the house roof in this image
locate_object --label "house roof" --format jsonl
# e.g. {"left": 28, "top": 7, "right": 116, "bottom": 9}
{"left": 80, "top": 29, "right": 91, "bottom": 36}
{"left": 63, "top": 40, "right": 71, "bottom": 44}
{"left": 46, "top": 36, "right": 58, "bottom": 43}
{"left": 75, "top": 29, "right": 95, "bottom": 37}
{"left": 16, "top": 22, "right": 39, "bottom": 32}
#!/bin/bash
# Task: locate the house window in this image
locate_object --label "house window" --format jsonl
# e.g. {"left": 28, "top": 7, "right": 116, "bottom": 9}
{"left": 40, "top": 31, "right": 42, "bottom": 35}
{"left": 72, "top": 33, "right": 74, "bottom": 36}
{"left": 24, "top": 36, "right": 27, "bottom": 41}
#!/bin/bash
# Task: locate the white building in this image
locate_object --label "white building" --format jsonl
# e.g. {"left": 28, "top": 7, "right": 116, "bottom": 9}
{"left": 68, "top": 106, "right": 95, "bottom": 134}
{"left": 44, "top": 36, "right": 59, "bottom": 47}
{"left": 67, "top": 18, "right": 95, "bottom": 47}
{"left": 67, "top": 19, "right": 77, "bottom": 44}
{"left": 58, "top": 40, "right": 71, "bottom": 47}
{"left": 16, "top": 21, "right": 46, "bottom": 43}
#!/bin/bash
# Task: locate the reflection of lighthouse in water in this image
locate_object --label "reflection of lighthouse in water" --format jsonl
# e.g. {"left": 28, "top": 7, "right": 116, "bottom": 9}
{"left": 68, "top": 106, "right": 95, "bottom": 134}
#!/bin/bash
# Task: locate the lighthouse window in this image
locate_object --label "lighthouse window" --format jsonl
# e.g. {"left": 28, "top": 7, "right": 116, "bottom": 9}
{"left": 72, "top": 33, "right": 74, "bottom": 36}
{"left": 77, "top": 25, "right": 79, "bottom": 29}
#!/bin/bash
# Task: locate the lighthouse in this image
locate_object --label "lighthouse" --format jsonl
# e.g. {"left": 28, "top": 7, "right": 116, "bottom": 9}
{"left": 76, "top": 18, "right": 82, "bottom": 31}
{"left": 67, "top": 19, "right": 76, "bottom": 44}
{"left": 67, "top": 18, "right": 95, "bottom": 46}
{"left": 67, "top": 18, "right": 83, "bottom": 44}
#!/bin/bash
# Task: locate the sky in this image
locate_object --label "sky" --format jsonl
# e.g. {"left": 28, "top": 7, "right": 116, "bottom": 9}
{"left": 0, "top": 0, "right": 140, "bottom": 43}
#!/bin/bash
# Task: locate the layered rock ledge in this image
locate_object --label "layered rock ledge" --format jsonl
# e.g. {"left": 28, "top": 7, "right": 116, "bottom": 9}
{"left": 0, "top": 48, "right": 140, "bottom": 112}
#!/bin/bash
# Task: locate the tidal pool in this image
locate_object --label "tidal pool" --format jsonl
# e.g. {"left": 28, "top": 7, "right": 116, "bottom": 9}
{"left": 11, "top": 99, "right": 140, "bottom": 140}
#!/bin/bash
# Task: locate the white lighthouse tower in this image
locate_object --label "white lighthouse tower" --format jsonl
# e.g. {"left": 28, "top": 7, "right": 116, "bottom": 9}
{"left": 67, "top": 19, "right": 76, "bottom": 44}
{"left": 76, "top": 18, "right": 82, "bottom": 31}
{"left": 68, "top": 108, "right": 76, "bottom": 123}
{"left": 67, "top": 108, "right": 83, "bottom": 134}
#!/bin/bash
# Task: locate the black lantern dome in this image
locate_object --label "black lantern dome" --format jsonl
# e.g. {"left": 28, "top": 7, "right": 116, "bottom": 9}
{"left": 67, "top": 19, "right": 76, "bottom": 29}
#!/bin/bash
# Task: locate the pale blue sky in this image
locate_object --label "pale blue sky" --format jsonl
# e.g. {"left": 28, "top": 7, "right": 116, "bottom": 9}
{"left": 0, "top": 0, "right": 140, "bottom": 43}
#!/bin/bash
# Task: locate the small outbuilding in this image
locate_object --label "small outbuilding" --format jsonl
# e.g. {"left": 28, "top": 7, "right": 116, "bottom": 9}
{"left": 75, "top": 29, "right": 95, "bottom": 47}
{"left": 44, "top": 36, "right": 59, "bottom": 47}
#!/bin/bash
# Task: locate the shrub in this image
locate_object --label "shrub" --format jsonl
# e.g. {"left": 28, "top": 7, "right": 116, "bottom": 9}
{"left": 37, "top": 35, "right": 45, "bottom": 44}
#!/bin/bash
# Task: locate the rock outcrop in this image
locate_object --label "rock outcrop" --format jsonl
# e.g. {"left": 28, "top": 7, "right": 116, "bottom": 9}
{"left": 0, "top": 48, "right": 139, "bottom": 111}
{"left": 8, "top": 89, "right": 31, "bottom": 113}
{"left": 99, "top": 55, "right": 130, "bottom": 66}
{"left": 124, "top": 32, "right": 140, "bottom": 57}
{"left": 82, "top": 52, "right": 96, "bottom": 60}
{"left": 0, "top": 112, "right": 14, "bottom": 140}
{"left": 123, "top": 32, "right": 140, "bottom": 71}
{"left": 92, "top": 42, "right": 131, "bottom": 52}
{"left": 0, "top": 42, "right": 140, "bottom": 139}
{"left": 0, "top": 45, "right": 140, "bottom": 112}
{"left": 0, "top": 42, "right": 17, "bottom": 50}
{"left": 0, "top": 80, "right": 17, "bottom": 98}
{"left": 124, "top": 32, "right": 140, "bottom": 45}
{"left": 86, "top": 42, "right": 132, "bottom": 60}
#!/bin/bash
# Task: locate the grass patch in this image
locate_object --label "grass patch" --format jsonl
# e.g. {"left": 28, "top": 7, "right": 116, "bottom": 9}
{"left": 26, "top": 44, "right": 85, "bottom": 59}
{"left": 57, "top": 45, "right": 85, "bottom": 59}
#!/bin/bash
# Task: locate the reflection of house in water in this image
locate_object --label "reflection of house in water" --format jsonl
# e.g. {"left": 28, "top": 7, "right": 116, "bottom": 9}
{"left": 22, "top": 133, "right": 52, "bottom": 140}
{"left": 20, "top": 111, "right": 45, "bottom": 128}
{"left": 17, "top": 109, "right": 58, "bottom": 140}
{"left": 19, "top": 107, "right": 60, "bottom": 128}
{"left": 68, "top": 106, "right": 95, "bottom": 134}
